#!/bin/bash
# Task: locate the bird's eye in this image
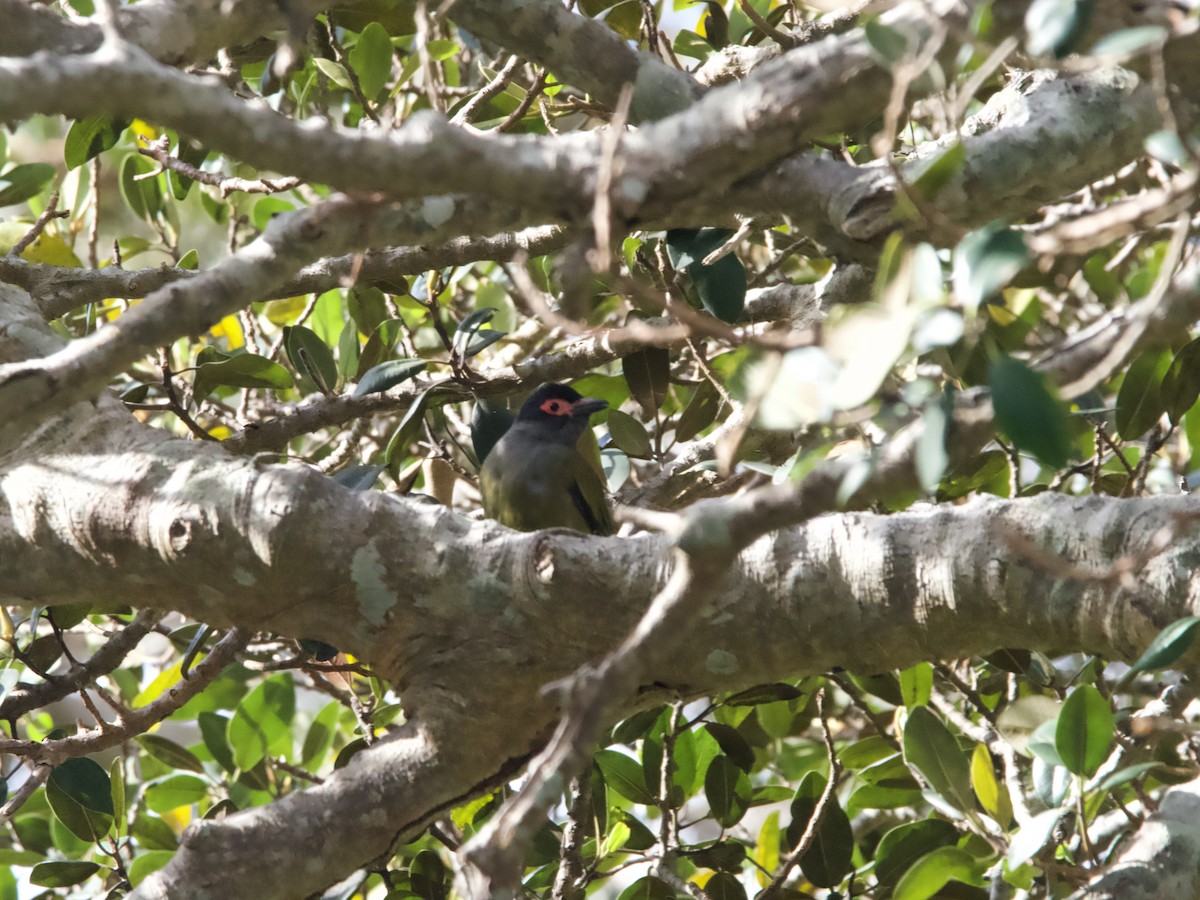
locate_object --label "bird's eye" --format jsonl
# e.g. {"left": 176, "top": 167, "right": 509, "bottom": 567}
{"left": 540, "top": 399, "right": 570, "bottom": 416}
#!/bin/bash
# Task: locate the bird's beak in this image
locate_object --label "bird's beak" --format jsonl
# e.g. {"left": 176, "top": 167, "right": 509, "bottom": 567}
{"left": 571, "top": 397, "right": 608, "bottom": 418}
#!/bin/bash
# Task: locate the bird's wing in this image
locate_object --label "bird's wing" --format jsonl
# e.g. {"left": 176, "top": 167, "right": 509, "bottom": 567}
{"left": 568, "top": 452, "right": 615, "bottom": 536}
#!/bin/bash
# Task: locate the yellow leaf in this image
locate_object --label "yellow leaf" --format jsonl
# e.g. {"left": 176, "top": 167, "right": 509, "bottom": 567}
{"left": 161, "top": 806, "right": 192, "bottom": 833}
{"left": 207, "top": 425, "right": 232, "bottom": 441}
{"left": 209, "top": 314, "right": 245, "bottom": 350}
{"left": 0, "top": 221, "right": 82, "bottom": 267}
{"left": 131, "top": 119, "right": 159, "bottom": 141}
{"left": 264, "top": 296, "right": 309, "bottom": 325}
{"left": 754, "top": 810, "right": 780, "bottom": 886}
{"left": 971, "top": 742, "right": 1013, "bottom": 827}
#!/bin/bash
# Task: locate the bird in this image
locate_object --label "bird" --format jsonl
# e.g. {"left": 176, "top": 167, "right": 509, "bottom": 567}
{"left": 479, "top": 383, "right": 614, "bottom": 535}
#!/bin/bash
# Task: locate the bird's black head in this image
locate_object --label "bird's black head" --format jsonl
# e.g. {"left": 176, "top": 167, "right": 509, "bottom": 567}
{"left": 516, "top": 383, "right": 608, "bottom": 442}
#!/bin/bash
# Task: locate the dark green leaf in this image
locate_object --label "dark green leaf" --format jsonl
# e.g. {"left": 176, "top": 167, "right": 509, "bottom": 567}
{"left": 463, "top": 329, "right": 506, "bottom": 357}
{"left": 724, "top": 683, "right": 803, "bottom": 706}
{"left": 1115, "top": 348, "right": 1171, "bottom": 439}
{"left": 29, "top": 861, "right": 101, "bottom": 888}
{"left": 874, "top": 819, "right": 959, "bottom": 886}
{"left": 666, "top": 227, "right": 746, "bottom": 324}
{"left": 704, "top": 723, "right": 755, "bottom": 772}
{"left": 910, "top": 142, "right": 965, "bottom": 201}
{"left": 607, "top": 408, "right": 653, "bottom": 459}
{"left": 453, "top": 307, "right": 497, "bottom": 356}
{"left": 705, "top": 755, "right": 751, "bottom": 827}
{"left": 47, "top": 778, "right": 111, "bottom": 842}
{"left": 353, "top": 358, "right": 427, "bottom": 396}
{"left": 1122, "top": 615, "right": 1200, "bottom": 683}
{"left": 700, "top": 871, "right": 746, "bottom": 900}
{"left": 285, "top": 324, "right": 338, "bottom": 395}
{"left": 688, "top": 841, "right": 746, "bottom": 872}
{"left": 595, "top": 749, "right": 655, "bottom": 805}
{"left": 1025, "top": 0, "right": 1094, "bottom": 57}
{"left": 989, "top": 355, "right": 1072, "bottom": 468}
{"left": 865, "top": 19, "right": 909, "bottom": 62}
{"left": 63, "top": 118, "right": 127, "bottom": 169}
{"left": 1162, "top": 339, "right": 1200, "bottom": 424}
{"left": 1055, "top": 684, "right": 1114, "bottom": 776}
{"left": 385, "top": 383, "right": 439, "bottom": 470}
{"left": 787, "top": 771, "right": 854, "bottom": 888}
{"left": 136, "top": 734, "right": 205, "bottom": 774}
{"left": 51, "top": 758, "right": 114, "bottom": 815}
{"left": 953, "top": 223, "right": 1030, "bottom": 310}
{"left": 623, "top": 346, "right": 670, "bottom": 415}
{"left": 617, "top": 876, "right": 676, "bottom": 900}
{"left": 199, "top": 711, "right": 235, "bottom": 774}
{"left": 902, "top": 706, "right": 973, "bottom": 813}
{"left": 410, "top": 848, "right": 447, "bottom": 900}
{"left": 168, "top": 138, "right": 207, "bottom": 200}
{"left": 471, "top": 398, "right": 515, "bottom": 464}
{"left": 675, "top": 380, "right": 721, "bottom": 442}
{"left": 330, "top": 464, "right": 385, "bottom": 491}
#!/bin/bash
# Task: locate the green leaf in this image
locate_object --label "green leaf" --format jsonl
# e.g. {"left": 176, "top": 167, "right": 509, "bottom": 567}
{"left": 385, "top": 384, "right": 439, "bottom": 470}
{"left": 892, "top": 846, "right": 985, "bottom": 900}
{"left": 622, "top": 346, "right": 670, "bottom": 415}
{"left": 1092, "top": 25, "right": 1167, "bottom": 56}
{"left": 128, "top": 850, "right": 175, "bottom": 888}
{"left": 1025, "top": 0, "right": 1094, "bottom": 58}
{"left": 865, "top": 19, "right": 909, "bottom": 63}
{"left": 330, "top": 464, "right": 385, "bottom": 491}
{"left": 704, "top": 723, "right": 755, "bottom": 773}
{"left": 874, "top": 819, "right": 959, "bottom": 886}
{"left": 724, "top": 683, "right": 803, "bottom": 706}
{"left": 145, "top": 774, "right": 209, "bottom": 814}
{"left": 314, "top": 57, "right": 355, "bottom": 90}
{"left": 109, "top": 757, "right": 125, "bottom": 832}
{"left": 285, "top": 325, "right": 338, "bottom": 395}
{"left": 787, "top": 771, "right": 854, "bottom": 888}
{"left": 29, "top": 861, "right": 101, "bottom": 888}
{"left": 353, "top": 358, "right": 427, "bottom": 396}
{"left": 1056, "top": 684, "right": 1114, "bottom": 776}
{"left": 606, "top": 408, "right": 653, "bottom": 459}
{"left": 47, "top": 779, "right": 111, "bottom": 842}
{"left": 63, "top": 117, "right": 127, "bottom": 169}
{"left": 453, "top": 307, "right": 497, "bottom": 356}
{"left": 989, "top": 355, "right": 1072, "bottom": 467}
{"left": 675, "top": 380, "right": 721, "bottom": 442}
{"left": 1122, "top": 615, "right": 1200, "bottom": 683}
{"left": 301, "top": 701, "right": 343, "bottom": 769}
{"left": 118, "top": 154, "right": 165, "bottom": 222}
{"left": 410, "top": 847, "right": 447, "bottom": 900}
{"left": 617, "top": 876, "right": 676, "bottom": 900}
{"left": 902, "top": 706, "right": 973, "bottom": 813}
{"left": 971, "top": 743, "right": 1012, "bottom": 826}
{"left": 424, "top": 39, "right": 461, "bottom": 61}
{"left": 471, "top": 398, "right": 515, "bottom": 464}
{"left": 50, "top": 758, "right": 113, "bottom": 815}
{"left": 136, "top": 734, "right": 205, "bottom": 774}
{"left": 910, "top": 142, "right": 965, "bottom": 201}
{"left": 228, "top": 673, "right": 296, "bottom": 771}
{"left": 194, "top": 353, "right": 294, "bottom": 398}
{"left": 595, "top": 749, "right": 655, "bottom": 805}
{"left": 1161, "top": 339, "right": 1200, "bottom": 424}
{"left": 1006, "top": 807, "right": 1067, "bottom": 868}
{"left": 0, "top": 162, "right": 56, "bottom": 207}
{"left": 349, "top": 22, "right": 394, "bottom": 98}
{"left": 665, "top": 228, "right": 746, "bottom": 323}
{"left": 168, "top": 137, "right": 207, "bottom": 200}
{"left": 252, "top": 196, "right": 293, "bottom": 231}
{"left": 199, "top": 711, "right": 236, "bottom": 774}
{"left": 700, "top": 871, "right": 747, "bottom": 900}
{"left": 1115, "top": 348, "right": 1171, "bottom": 439}
{"left": 898, "top": 662, "right": 933, "bottom": 708}
{"left": 953, "top": 223, "right": 1030, "bottom": 311}
{"left": 705, "top": 755, "right": 751, "bottom": 828}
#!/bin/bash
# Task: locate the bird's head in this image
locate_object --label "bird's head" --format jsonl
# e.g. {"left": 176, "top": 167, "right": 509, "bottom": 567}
{"left": 516, "top": 383, "right": 608, "bottom": 444}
